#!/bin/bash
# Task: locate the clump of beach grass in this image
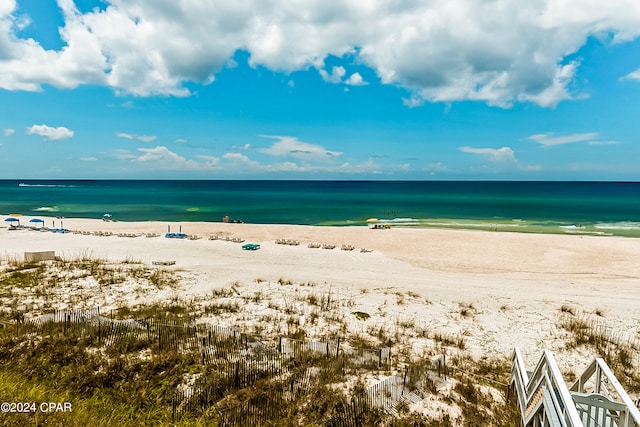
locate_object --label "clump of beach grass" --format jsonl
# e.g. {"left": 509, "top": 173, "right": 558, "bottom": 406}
{"left": 558, "top": 310, "right": 640, "bottom": 392}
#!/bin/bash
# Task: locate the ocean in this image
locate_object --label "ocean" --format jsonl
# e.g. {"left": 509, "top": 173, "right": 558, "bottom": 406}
{"left": 2, "top": 180, "right": 640, "bottom": 237}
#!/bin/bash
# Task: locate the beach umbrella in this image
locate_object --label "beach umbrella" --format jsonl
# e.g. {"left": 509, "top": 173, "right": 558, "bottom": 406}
{"left": 366, "top": 218, "right": 378, "bottom": 223}
{"left": 4, "top": 217, "right": 20, "bottom": 226}
{"left": 29, "top": 218, "right": 44, "bottom": 228}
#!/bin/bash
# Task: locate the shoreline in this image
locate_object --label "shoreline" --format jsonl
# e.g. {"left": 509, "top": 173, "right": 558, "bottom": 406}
{"left": 2, "top": 214, "right": 640, "bottom": 370}
{"left": 6, "top": 209, "right": 640, "bottom": 238}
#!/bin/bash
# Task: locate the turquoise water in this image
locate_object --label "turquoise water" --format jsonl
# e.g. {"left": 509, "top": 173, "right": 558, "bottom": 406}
{"left": 2, "top": 180, "right": 640, "bottom": 237}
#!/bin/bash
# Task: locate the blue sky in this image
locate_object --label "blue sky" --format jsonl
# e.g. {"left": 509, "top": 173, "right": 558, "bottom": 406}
{"left": 1, "top": 0, "right": 640, "bottom": 180}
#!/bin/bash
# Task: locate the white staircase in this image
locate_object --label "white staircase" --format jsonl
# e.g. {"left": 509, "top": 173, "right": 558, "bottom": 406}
{"left": 511, "top": 347, "right": 640, "bottom": 427}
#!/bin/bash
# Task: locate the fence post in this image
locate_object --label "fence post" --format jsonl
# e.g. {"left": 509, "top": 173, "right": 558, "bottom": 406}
{"left": 352, "top": 398, "right": 358, "bottom": 426}
{"left": 444, "top": 354, "right": 447, "bottom": 381}
{"left": 402, "top": 366, "right": 408, "bottom": 395}
{"left": 235, "top": 361, "right": 240, "bottom": 388}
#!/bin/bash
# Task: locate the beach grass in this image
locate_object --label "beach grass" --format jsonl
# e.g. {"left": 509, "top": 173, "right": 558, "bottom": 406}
{"left": 3, "top": 240, "right": 639, "bottom": 425}
{"left": 0, "top": 255, "right": 526, "bottom": 425}
{"left": 558, "top": 309, "right": 640, "bottom": 392}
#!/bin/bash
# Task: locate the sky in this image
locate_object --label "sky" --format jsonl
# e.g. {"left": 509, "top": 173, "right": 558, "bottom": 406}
{"left": 0, "top": 0, "right": 639, "bottom": 180}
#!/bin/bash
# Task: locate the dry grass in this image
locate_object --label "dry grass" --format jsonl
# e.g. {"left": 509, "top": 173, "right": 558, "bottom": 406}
{"left": 558, "top": 310, "right": 640, "bottom": 392}
{"left": 0, "top": 255, "right": 524, "bottom": 425}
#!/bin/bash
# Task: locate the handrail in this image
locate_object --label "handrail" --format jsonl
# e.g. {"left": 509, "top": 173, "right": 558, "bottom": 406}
{"left": 570, "top": 357, "right": 640, "bottom": 427}
{"left": 594, "top": 358, "right": 640, "bottom": 426}
{"left": 511, "top": 347, "right": 584, "bottom": 427}
{"left": 513, "top": 347, "right": 640, "bottom": 427}
{"left": 511, "top": 348, "right": 530, "bottom": 421}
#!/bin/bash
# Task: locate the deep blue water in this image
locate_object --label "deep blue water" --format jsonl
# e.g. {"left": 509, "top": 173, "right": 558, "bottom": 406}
{"left": 2, "top": 180, "right": 640, "bottom": 236}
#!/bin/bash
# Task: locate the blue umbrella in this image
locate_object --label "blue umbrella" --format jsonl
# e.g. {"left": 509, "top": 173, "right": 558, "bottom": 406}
{"left": 4, "top": 217, "right": 20, "bottom": 226}
{"left": 29, "top": 218, "right": 44, "bottom": 229}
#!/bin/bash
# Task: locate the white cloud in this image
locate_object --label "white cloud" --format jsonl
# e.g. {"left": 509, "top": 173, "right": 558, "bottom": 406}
{"left": 212, "top": 151, "right": 383, "bottom": 175}
{"left": 116, "top": 132, "right": 157, "bottom": 142}
{"left": 195, "top": 154, "right": 219, "bottom": 166}
{"left": 623, "top": 69, "right": 640, "bottom": 81}
{"left": 336, "top": 158, "right": 381, "bottom": 174}
{"left": 319, "top": 65, "right": 345, "bottom": 83}
{"left": 529, "top": 132, "right": 600, "bottom": 146}
{"left": 222, "top": 152, "right": 259, "bottom": 165}
{"left": 460, "top": 145, "right": 541, "bottom": 172}
{"left": 26, "top": 124, "right": 74, "bottom": 140}
{"left": 260, "top": 135, "right": 341, "bottom": 161}
{"left": 115, "top": 132, "right": 136, "bottom": 139}
{"left": 133, "top": 146, "right": 216, "bottom": 170}
{"left": 137, "top": 135, "right": 157, "bottom": 142}
{"left": 460, "top": 146, "right": 516, "bottom": 162}
{"left": 230, "top": 143, "right": 251, "bottom": 150}
{"left": 402, "top": 95, "right": 426, "bottom": 108}
{"left": 4, "top": 128, "right": 14, "bottom": 136}
{"left": 1, "top": 1, "right": 640, "bottom": 106}
{"left": 175, "top": 138, "right": 188, "bottom": 143}
{"left": 79, "top": 156, "right": 98, "bottom": 161}
{"left": 424, "top": 162, "right": 448, "bottom": 173}
{"left": 344, "top": 72, "right": 367, "bottom": 86}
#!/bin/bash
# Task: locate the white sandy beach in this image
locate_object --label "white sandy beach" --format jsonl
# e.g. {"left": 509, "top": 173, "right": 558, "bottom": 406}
{"left": 2, "top": 215, "right": 640, "bottom": 372}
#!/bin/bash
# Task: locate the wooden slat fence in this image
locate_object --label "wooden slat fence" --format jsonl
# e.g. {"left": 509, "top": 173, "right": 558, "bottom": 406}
{"left": 281, "top": 337, "right": 391, "bottom": 369}
{"left": 13, "top": 307, "right": 438, "bottom": 424}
